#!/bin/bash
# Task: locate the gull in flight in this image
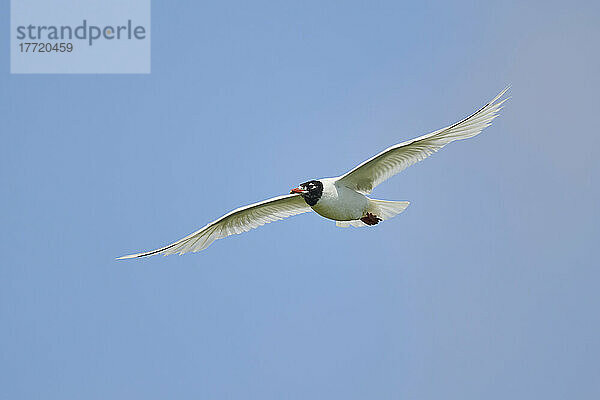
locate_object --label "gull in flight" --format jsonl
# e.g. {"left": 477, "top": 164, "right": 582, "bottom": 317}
{"left": 118, "top": 87, "right": 509, "bottom": 259}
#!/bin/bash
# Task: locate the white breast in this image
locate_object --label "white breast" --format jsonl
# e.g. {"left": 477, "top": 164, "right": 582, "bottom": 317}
{"left": 311, "top": 178, "right": 368, "bottom": 221}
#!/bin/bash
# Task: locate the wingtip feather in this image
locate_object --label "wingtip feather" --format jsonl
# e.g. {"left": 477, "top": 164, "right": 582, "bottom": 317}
{"left": 116, "top": 253, "right": 142, "bottom": 260}
{"left": 492, "top": 85, "right": 511, "bottom": 104}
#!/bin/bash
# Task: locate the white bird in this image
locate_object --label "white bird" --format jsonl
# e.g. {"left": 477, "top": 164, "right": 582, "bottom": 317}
{"left": 117, "top": 87, "right": 509, "bottom": 259}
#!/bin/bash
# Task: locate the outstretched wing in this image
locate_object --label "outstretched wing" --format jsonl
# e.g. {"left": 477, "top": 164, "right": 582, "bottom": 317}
{"left": 117, "top": 194, "right": 311, "bottom": 259}
{"left": 336, "top": 87, "right": 509, "bottom": 194}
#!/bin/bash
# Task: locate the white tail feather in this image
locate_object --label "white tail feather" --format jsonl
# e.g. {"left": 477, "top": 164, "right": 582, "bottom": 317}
{"left": 334, "top": 199, "right": 409, "bottom": 228}
{"left": 368, "top": 199, "right": 410, "bottom": 220}
{"left": 336, "top": 220, "right": 368, "bottom": 228}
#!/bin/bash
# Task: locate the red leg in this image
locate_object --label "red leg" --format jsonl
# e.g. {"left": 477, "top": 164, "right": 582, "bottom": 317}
{"left": 360, "top": 212, "right": 382, "bottom": 226}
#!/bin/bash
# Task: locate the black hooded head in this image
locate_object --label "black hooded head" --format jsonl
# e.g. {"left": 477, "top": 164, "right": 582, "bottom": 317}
{"left": 291, "top": 180, "right": 323, "bottom": 206}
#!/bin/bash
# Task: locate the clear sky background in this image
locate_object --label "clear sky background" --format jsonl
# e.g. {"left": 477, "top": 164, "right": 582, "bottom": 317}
{"left": 1, "top": 1, "right": 599, "bottom": 399}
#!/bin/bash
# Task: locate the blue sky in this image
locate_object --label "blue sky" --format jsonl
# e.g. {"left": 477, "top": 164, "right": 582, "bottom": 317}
{"left": 1, "top": 1, "right": 599, "bottom": 399}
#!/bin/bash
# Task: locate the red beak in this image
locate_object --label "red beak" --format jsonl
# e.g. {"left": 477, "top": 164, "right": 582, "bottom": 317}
{"left": 290, "top": 187, "right": 305, "bottom": 194}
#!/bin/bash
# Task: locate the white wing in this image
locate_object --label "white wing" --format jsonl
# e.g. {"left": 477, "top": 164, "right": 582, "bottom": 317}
{"left": 117, "top": 194, "right": 311, "bottom": 259}
{"left": 336, "top": 87, "right": 510, "bottom": 193}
